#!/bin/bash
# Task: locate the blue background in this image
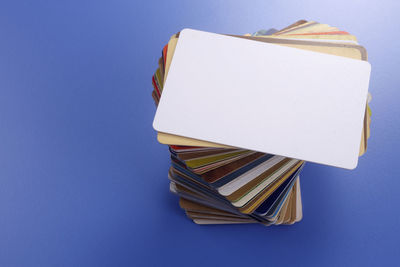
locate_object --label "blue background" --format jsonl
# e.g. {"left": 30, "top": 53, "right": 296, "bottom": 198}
{"left": 1, "top": 0, "right": 399, "bottom": 266}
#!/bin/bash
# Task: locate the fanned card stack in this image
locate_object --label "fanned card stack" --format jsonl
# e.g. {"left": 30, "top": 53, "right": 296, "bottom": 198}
{"left": 151, "top": 20, "right": 372, "bottom": 225}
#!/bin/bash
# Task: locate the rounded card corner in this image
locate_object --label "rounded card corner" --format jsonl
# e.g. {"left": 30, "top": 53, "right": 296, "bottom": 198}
{"left": 180, "top": 28, "right": 193, "bottom": 36}
{"left": 347, "top": 158, "right": 359, "bottom": 170}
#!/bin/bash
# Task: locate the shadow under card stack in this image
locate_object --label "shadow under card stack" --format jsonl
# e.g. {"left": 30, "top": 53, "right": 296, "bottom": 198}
{"left": 151, "top": 20, "right": 372, "bottom": 225}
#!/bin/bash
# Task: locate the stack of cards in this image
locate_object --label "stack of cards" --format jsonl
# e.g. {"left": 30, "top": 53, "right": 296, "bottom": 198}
{"left": 151, "top": 20, "right": 372, "bottom": 225}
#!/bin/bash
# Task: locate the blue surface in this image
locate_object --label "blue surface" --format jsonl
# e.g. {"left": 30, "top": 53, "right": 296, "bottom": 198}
{"left": 1, "top": 0, "right": 399, "bottom": 266}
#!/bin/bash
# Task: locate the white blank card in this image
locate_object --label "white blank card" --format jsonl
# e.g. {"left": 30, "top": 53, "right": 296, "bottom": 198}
{"left": 153, "top": 29, "right": 371, "bottom": 169}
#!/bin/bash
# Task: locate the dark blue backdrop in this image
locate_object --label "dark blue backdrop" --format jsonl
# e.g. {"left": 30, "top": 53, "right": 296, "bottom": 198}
{"left": 1, "top": 0, "right": 399, "bottom": 266}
